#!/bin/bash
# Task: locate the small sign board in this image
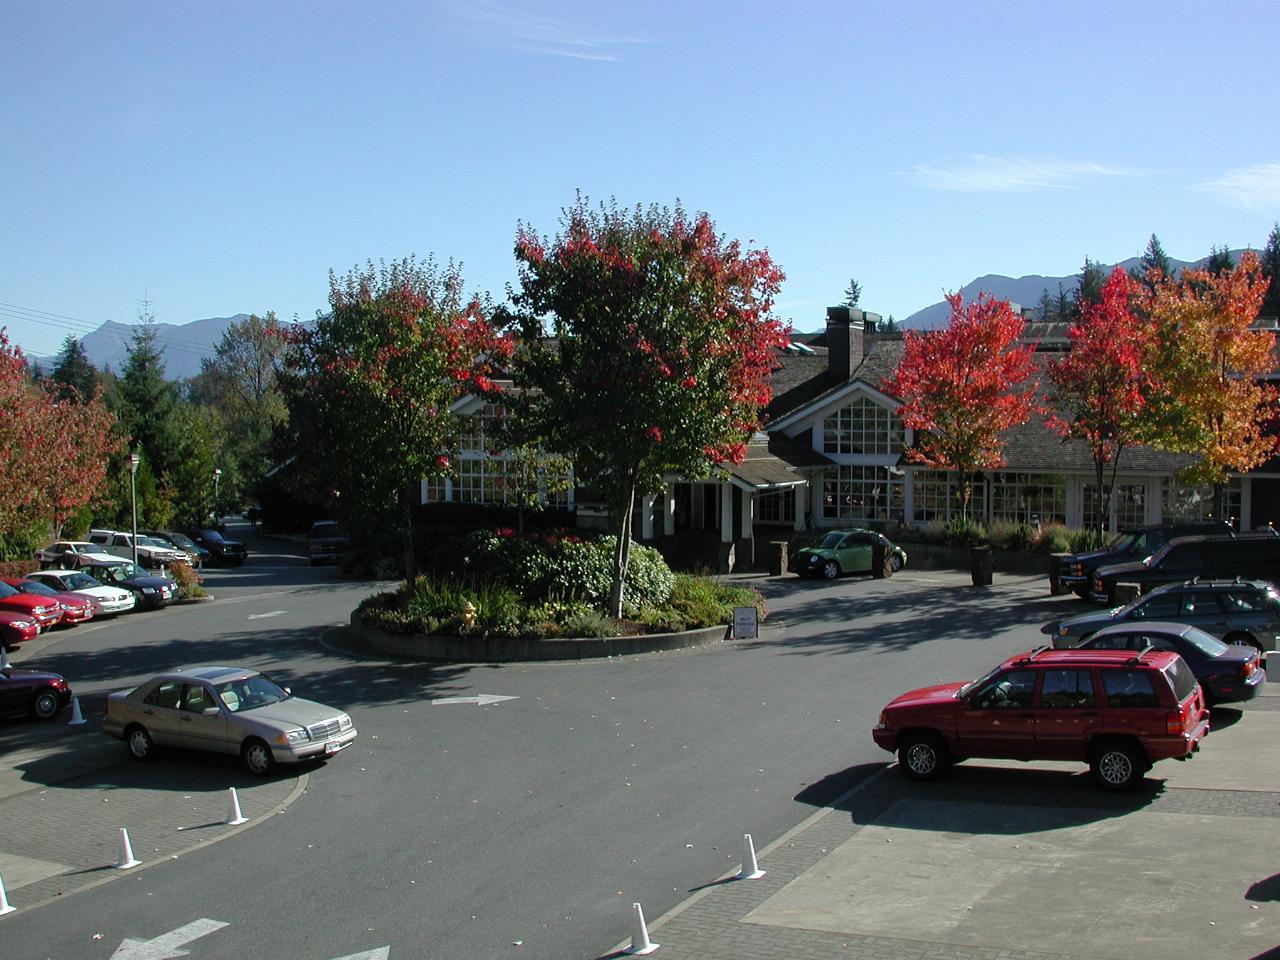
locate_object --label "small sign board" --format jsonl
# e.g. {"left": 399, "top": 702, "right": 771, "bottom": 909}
{"left": 732, "top": 605, "right": 759, "bottom": 640}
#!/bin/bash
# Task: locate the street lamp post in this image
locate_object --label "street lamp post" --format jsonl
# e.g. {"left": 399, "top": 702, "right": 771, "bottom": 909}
{"left": 213, "top": 468, "right": 222, "bottom": 525}
{"left": 129, "top": 453, "right": 141, "bottom": 564}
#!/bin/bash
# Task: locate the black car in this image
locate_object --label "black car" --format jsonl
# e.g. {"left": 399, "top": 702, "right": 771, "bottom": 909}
{"left": 185, "top": 528, "right": 248, "bottom": 566}
{"left": 148, "top": 530, "right": 211, "bottom": 566}
{"left": 1091, "top": 531, "right": 1280, "bottom": 604}
{"left": 1075, "top": 621, "right": 1265, "bottom": 706}
{"left": 78, "top": 559, "right": 177, "bottom": 610}
{"left": 0, "top": 666, "right": 73, "bottom": 721}
{"left": 1052, "top": 520, "right": 1233, "bottom": 596}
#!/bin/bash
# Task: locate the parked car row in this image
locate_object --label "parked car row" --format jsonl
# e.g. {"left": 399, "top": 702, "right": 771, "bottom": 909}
{"left": 35, "top": 528, "right": 248, "bottom": 571}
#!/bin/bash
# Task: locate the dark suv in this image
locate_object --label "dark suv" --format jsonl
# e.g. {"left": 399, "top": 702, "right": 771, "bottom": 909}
{"left": 1052, "top": 520, "right": 1233, "bottom": 596}
{"left": 871, "top": 646, "right": 1209, "bottom": 790}
{"left": 183, "top": 528, "right": 248, "bottom": 567}
{"left": 1048, "top": 578, "right": 1280, "bottom": 652}
{"left": 1091, "top": 532, "right": 1280, "bottom": 604}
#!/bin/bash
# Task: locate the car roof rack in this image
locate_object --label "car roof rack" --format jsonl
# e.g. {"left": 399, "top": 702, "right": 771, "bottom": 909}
{"left": 1015, "top": 646, "right": 1052, "bottom": 665}
{"left": 1126, "top": 639, "right": 1155, "bottom": 665}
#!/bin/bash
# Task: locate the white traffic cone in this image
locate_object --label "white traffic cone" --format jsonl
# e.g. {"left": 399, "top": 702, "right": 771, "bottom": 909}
{"left": 224, "top": 787, "right": 247, "bottom": 825}
{"left": 67, "top": 697, "right": 86, "bottom": 726}
{"left": 0, "top": 872, "right": 15, "bottom": 915}
{"left": 736, "top": 833, "right": 765, "bottom": 880}
{"left": 114, "top": 828, "right": 141, "bottom": 869}
{"left": 0, "top": 647, "right": 10, "bottom": 670}
{"left": 625, "top": 901, "right": 659, "bottom": 955}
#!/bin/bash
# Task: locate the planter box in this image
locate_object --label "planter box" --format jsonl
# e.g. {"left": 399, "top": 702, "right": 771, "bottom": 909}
{"left": 896, "top": 542, "right": 1053, "bottom": 575}
{"left": 349, "top": 610, "right": 730, "bottom": 663}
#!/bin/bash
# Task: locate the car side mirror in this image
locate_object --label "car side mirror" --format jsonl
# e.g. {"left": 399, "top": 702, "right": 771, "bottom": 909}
{"left": 283, "top": 687, "right": 291, "bottom": 696}
{"left": 203, "top": 706, "right": 221, "bottom": 716}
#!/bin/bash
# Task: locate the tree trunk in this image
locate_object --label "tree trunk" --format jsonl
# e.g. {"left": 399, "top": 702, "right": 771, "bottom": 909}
{"left": 1094, "top": 458, "right": 1107, "bottom": 548}
{"left": 401, "top": 483, "right": 419, "bottom": 590}
{"left": 609, "top": 478, "right": 636, "bottom": 620}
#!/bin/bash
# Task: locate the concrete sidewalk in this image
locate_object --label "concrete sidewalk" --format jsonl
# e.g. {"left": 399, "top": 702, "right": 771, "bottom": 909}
{"left": 610, "top": 687, "right": 1280, "bottom": 960}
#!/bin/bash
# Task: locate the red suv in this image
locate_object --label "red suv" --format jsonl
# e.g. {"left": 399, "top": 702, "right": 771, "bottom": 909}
{"left": 871, "top": 647, "right": 1209, "bottom": 790}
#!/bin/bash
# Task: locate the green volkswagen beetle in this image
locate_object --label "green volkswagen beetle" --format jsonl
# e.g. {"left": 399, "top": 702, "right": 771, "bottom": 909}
{"left": 793, "top": 529, "right": 908, "bottom": 579}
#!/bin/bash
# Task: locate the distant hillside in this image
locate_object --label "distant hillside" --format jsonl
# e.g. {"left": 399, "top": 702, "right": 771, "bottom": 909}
{"left": 79, "top": 314, "right": 251, "bottom": 380}
{"left": 900, "top": 251, "right": 1248, "bottom": 329}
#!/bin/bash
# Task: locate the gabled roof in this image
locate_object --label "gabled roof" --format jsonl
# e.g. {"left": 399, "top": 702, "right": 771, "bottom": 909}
{"left": 723, "top": 432, "right": 833, "bottom": 491}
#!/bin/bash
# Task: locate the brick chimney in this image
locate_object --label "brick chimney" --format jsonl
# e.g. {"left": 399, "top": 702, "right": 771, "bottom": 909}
{"left": 825, "top": 306, "right": 878, "bottom": 381}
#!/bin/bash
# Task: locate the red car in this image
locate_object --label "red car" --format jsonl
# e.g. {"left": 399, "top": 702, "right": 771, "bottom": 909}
{"left": 3, "top": 577, "right": 94, "bottom": 626}
{"left": 872, "top": 646, "right": 1210, "bottom": 790}
{"left": 0, "top": 609, "right": 39, "bottom": 647}
{"left": 0, "top": 666, "right": 73, "bottom": 720}
{"left": 0, "top": 580, "right": 62, "bottom": 632}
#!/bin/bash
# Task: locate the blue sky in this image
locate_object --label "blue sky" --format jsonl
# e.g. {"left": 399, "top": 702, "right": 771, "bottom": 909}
{"left": 3, "top": 0, "right": 1278, "bottom": 358}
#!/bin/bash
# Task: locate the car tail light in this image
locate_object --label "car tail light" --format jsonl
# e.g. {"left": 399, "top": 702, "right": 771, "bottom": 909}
{"left": 1167, "top": 711, "right": 1186, "bottom": 735}
{"left": 1240, "top": 659, "right": 1258, "bottom": 680}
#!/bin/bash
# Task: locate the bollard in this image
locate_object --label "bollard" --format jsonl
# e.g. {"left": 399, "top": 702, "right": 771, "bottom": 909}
{"left": 0, "top": 873, "right": 15, "bottom": 915}
{"left": 625, "top": 901, "right": 659, "bottom": 955}
{"left": 115, "top": 828, "right": 141, "bottom": 869}
{"left": 67, "top": 697, "right": 86, "bottom": 726}
{"left": 736, "top": 833, "right": 765, "bottom": 880}
{"left": 224, "top": 787, "right": 248, "bottom": 825}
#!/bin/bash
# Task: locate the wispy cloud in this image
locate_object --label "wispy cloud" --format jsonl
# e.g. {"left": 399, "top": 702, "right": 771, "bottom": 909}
{"left": 904, "top": 155, "right": 1139, "bottom": 193}
{"left": 1194, "top": 162, "right": 1280, "bottom": 214}
{"left": 451, "top": 1, "right": 648, "bottom": 62}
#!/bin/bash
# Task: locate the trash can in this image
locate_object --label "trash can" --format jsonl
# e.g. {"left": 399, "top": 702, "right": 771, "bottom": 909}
{"left": 769, "top": 541, "right": 789, "bottom": 577}
{"left": 872, "top": 541, "right": 889, "bottom": 579}
{"left": 970, "top": 545, "right": 993, "bottom": 587}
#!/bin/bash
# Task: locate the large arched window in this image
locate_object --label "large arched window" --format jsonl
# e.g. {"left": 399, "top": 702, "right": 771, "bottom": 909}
{"left": 821, "top": 397, "right": 904, "bottom": 455}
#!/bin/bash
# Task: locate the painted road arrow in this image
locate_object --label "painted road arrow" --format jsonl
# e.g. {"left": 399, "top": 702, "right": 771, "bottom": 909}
{"left": 247, "top": 610, "right": 287, "bottom": 620}
{"left": 432, "top": 694, "right": 518, "bottom": 706}
{"left": 110, "top": 919, "right": 228, "bottom": 960}
{"left": 331, "top": 949, "right": 390, "bottom": 960}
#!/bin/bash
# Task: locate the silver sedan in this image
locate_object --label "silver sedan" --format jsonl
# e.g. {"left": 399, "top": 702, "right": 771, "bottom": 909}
{"left": 103, "top": 666, "right": 357, "bottom": 775}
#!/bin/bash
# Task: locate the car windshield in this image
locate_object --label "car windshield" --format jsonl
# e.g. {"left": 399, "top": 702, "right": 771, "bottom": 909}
{"left": 95, "top": 563, "right": 145, "bottom": 582}
{"left": 818, "top": 532, "right": 845, "bottom": 549}
{"left": 312, "top": 522, "right": 343, "bottom": 537}
{"left": 60, "top": 572, "right": 99, "bottom": 590}
{"left": 0, "top": 582, "right": 18, "bottom": 598}
{"left": 215, "top": 673, "right": 290, "bottom": 712}
{"left": 201, "top": 530, "right": 226, "bottom": 543}
{"left": 1108, "top": 532, "right": 1138, "bottom": 552}
{"left": 959, "top": 665, "right": 1002, "bottom": 697}
{"left": 165, "top": 533, "right": 197, "bottom": 549}
{"left": 139, "top": 536, "right": 171, "bottom": 548}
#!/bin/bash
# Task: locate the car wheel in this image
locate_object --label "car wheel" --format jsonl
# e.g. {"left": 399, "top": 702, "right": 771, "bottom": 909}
{"left": 242, "top": 738, "right": 275, "bottom": 777}
{"left": 889, "top": 553, "right": 903, "bottom": 573}
{"left": 898, "top": 732, "right": 948, "bottom": 781}
{"left": 126, "top": 724, "right": 155, "bottom": 761}
{"left": 30, "top": 688, "right": 60, "bottom": 721}
{"left": 1090, "top": 740, "right": 1145, "bottom": 791}
{"left": 822, "top": 560, "right": 840, "bottom": 580}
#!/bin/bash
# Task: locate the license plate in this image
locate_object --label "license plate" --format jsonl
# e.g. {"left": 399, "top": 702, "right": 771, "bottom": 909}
{"left": 324, "top": 740, "right": 342, "bottom": 755}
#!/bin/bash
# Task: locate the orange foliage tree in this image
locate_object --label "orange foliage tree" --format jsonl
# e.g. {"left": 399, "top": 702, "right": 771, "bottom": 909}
{"left": 1139, "top": 251, "right": 1278, "bottom": 518}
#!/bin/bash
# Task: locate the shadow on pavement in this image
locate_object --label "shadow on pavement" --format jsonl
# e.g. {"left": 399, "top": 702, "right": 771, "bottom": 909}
{"left": 793, "top": 762, "right": 886, "bottom": 808}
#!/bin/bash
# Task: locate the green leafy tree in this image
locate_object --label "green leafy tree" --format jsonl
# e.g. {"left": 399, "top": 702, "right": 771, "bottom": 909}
{"left": 283, "top": 257, "right": 511, "bottom": 585}
{"left": 507, "top": 197, "right": 789, "bottom": 618}
{"left": 50, "top": 336, "right": 98, "bottom": 401}
{"left": 843, "top": 277, "right": 862, "bottom": 308}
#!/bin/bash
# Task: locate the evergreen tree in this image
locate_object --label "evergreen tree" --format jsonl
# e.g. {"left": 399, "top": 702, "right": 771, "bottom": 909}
{"left": 1205, "top": 244, "right": 1235, "bottom": 276}
{"left": 117, "top": 299, "right": 182, "bottom": 481}
{"left": 1072, "top": 258, "right": 1106, "bottom": 320}
{"left": 1259, "top": 223, "right": 1280, "bottom": 320}
{"left": 1055, "top": 283, "right": 1072, "bottom": 323}
{"left": 50, "top": 336, "right": 97, "bottom": 401}
{"left": 1038, "top": 288, "right": 1053, "bottom": 322}
{"left": 1130, "top": 233, "right": 1172, "bottom": 293}
{"left": 843, "top": 278, "right": 862, "bottom": 308}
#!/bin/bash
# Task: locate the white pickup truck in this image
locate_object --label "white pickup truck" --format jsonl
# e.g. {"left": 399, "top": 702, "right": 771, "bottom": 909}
{"left": 87, "top": 530, "right": 185, "bottom": 568}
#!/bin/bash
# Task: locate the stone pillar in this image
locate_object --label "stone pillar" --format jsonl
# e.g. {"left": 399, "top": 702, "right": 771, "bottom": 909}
{"left": 793, "top": 483, "right": 807, "bottom": 532}
{"left": 641, "top": 495, "right": 655, "bottom": 540}
{"left": 663, "top": 483, "right": 676, "bottom": 536}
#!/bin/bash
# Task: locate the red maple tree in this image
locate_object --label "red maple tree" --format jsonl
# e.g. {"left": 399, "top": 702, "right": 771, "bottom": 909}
{"left": 0, "top": 328, "right": 124, "bottom": 555}
{"left": 1047, "top": 268, "right": 1150, "bottom": 540}
{"left": 882, "top": 293, "right": 1039, "bottom": 518}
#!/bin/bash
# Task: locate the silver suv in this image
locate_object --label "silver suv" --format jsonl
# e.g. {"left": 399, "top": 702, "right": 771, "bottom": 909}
{"left": 1046, "top": 578, "right": 1280, "bottom": 653}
